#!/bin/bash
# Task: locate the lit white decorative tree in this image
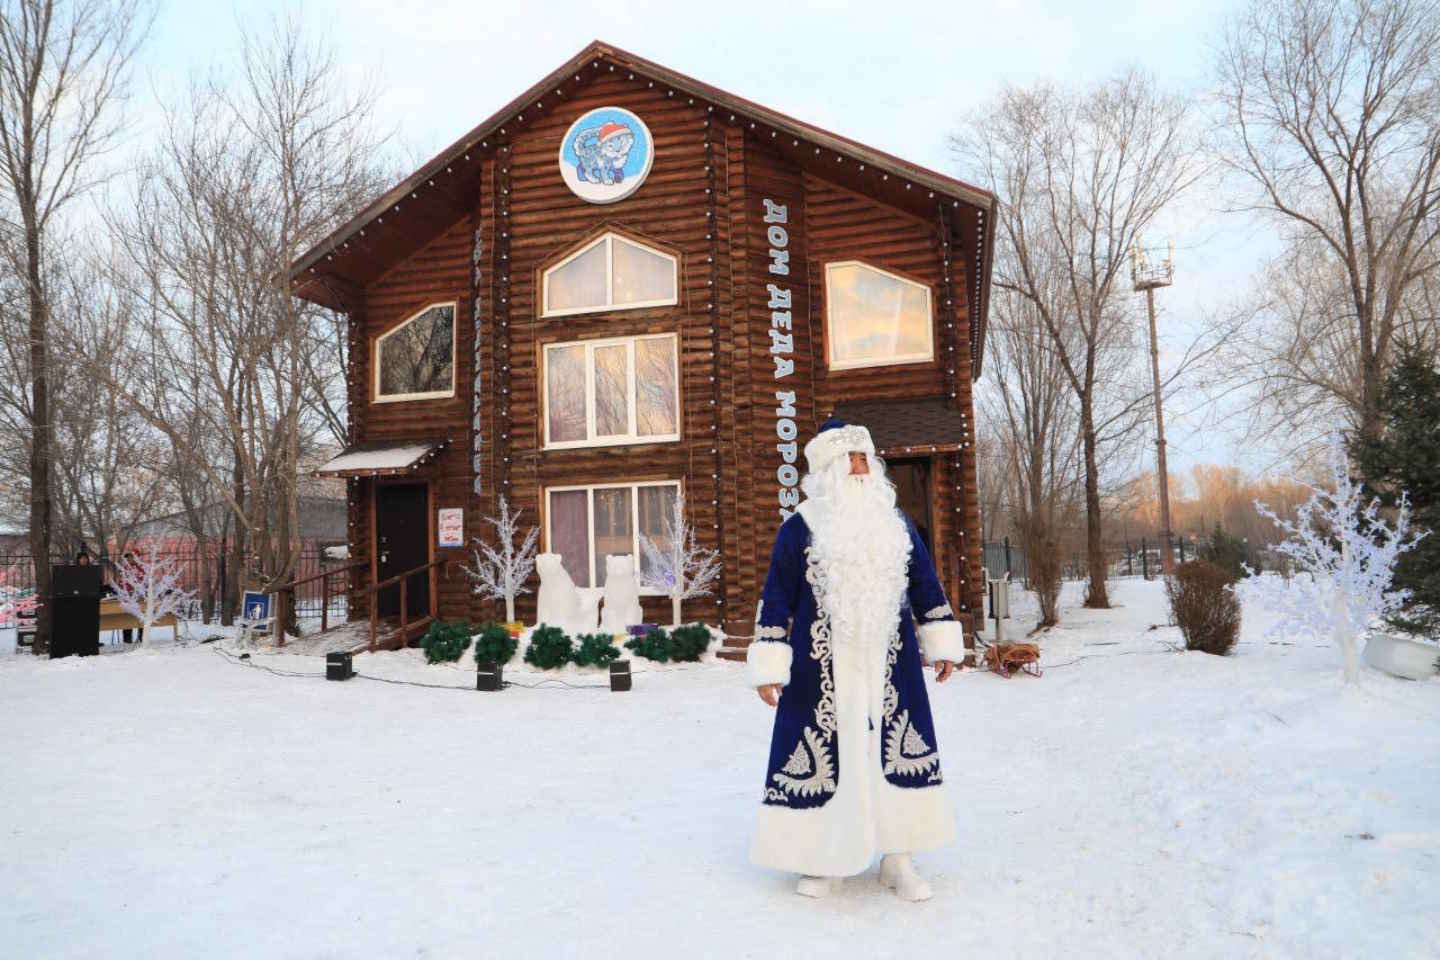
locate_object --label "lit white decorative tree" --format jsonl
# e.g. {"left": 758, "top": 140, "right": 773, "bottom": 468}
{"left": 639, "top": 491, "right": 722, "bottom": 627}
{"left": 1239, "top": 434, "right": 1424, "bottom": 683}
{"left": 462, "top": 495, "right": 540, "bottom": 623}
{"left": 111, "top": 546, "right": 197, "bottom": 641}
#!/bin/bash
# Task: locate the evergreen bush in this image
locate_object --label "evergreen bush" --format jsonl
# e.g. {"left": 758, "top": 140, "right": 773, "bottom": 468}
{"left": 669, "top": 624, "right": 711, "bottom": 662}
{"left": 624, "top": 626, "right": 672, "bottom": 662}
{"left": 524, "top": 624, "right": 573, "bottom": 669}
{"left": 473, "top": 621, "right": 518, "bottom": 664}
{"left": 1198, "top": 523, "right": 1254, "bottom": 581}
{"left": 1165, "top": 561, "right": 1242, "bottom": 655}
{"left": 573, "top": 633, "right": 621, "bottom": 667}
{"left": 421, "top": 619, "right": 473, "bottom": 664}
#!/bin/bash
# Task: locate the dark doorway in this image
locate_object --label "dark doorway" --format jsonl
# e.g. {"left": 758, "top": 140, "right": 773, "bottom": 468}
{"left": 887, "top": 459, "right": 934, "bottom": 558}
{"left": 376, "top": 482, "right": 430, "bottom": 621}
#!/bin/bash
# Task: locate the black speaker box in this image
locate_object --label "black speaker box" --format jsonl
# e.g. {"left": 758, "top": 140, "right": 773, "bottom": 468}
{"left": 52, "top": 565, "right": 101, "bottom": 598}
{"left": 477, "top": 660, "right": 503, "bottom": 691}
{"left": 49, "top": 565, "right": 102, "bottom": 659}
{"left": 326, "top": 651, "right": 354, "bottom": 680}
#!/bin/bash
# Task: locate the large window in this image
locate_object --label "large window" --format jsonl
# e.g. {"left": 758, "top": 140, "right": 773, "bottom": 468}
{"left": 545, "top": 481, "right": 680, "bottom": 591}
{"left": 375, "top": 302, "right": 456, "bottom": 402}
{"left": 543, "top": 333, "right": 680, "bottom": 448}
{"left": 824, "top": 261, "right": 934, "bottom": 370}
{"left": 542, "top": 232, "right": 678, "bottom": 317}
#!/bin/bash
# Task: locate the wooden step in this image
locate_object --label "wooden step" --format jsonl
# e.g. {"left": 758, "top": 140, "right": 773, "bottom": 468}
{"left": 716, "top": 647, "right": 748, "bottom": 662}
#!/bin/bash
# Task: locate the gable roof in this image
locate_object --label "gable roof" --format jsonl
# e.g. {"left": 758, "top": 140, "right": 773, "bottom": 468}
{"left": 289, "top": 39, "right": 995, "bottom": 374}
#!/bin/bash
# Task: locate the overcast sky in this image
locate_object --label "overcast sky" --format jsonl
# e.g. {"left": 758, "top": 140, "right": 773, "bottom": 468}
{"left": 133, "top": 0, "right": 1286, "bottom": 488}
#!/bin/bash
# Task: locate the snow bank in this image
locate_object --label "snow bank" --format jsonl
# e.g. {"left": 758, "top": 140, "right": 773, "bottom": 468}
{"left": 2, "top": 578, "right": 1436, "bottom": 958}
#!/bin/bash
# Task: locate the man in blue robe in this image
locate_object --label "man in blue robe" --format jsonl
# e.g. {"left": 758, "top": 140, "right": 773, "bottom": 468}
{"left": 747, "top": 418, "right": 964, "bottom": 900}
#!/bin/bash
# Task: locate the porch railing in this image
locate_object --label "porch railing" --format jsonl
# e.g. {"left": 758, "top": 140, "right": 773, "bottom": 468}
{"left": 356, "top": 559, "right": 446, "bottom": 652}
{"left": 271, "top": 560, "right": 368, "bottom": 646}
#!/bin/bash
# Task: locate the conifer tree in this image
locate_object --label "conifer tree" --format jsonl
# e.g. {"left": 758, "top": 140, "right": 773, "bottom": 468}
{"left": 1350, "top": 345, "right": 1440, "bottom": 635}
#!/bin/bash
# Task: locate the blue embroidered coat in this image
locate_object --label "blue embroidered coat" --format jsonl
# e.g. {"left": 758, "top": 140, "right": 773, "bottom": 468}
{"left": 745, "top": 504, "right": 964, "bottom": 876}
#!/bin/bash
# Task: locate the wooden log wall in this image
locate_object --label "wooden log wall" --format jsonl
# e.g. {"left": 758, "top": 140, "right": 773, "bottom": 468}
{"left": 803, "top": 173, "right": 947, "bottom": 408}
{"left": 480, "top": 73, "right": 727, "bottom": 625}
{"left": 351, "top": 217, "right": 477, "bottom": 625}
{"left": 340, "top": 70, "right": 988, "bottom": 638}
{"left": 345, "top": 303, "right": 368, "bottom": 621}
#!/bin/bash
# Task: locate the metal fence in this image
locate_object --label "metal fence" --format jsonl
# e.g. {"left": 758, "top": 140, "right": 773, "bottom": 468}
{"left": 979, "top": 535, "right": 1210, "bottom": 588}
{"left": 981, "top": 539, "right": 1029, "bottom": 583}
{"left": 0, "top": 548, "right": 348, "bottom": 628}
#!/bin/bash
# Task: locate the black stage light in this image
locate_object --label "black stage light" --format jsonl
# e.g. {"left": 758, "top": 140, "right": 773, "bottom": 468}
{"left": 326, "top": 651, "right": 354, "bottom": 681}
{"left": 477, "top": 659, "right": 503, "bottom": 691}
{"left": 609, "top": 660, "right": 632, "bottom": 692}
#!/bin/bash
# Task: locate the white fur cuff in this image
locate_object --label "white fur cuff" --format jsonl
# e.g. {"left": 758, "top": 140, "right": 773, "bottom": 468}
{"left": 746, "top": 640, "right": 792, "bottom": 687}
{"left": 918, "top": 619, "right": 965, "bottom": 664}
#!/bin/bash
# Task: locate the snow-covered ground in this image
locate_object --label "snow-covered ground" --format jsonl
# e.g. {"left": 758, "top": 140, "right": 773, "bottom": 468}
{"left": 2, "top": 578, "right": 1437, "bottom": 959}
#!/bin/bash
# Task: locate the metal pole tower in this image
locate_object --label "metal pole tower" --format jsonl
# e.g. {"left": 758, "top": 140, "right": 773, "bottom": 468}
{"left": 1132, "top": 239, "right": 1176, "bottom": 575}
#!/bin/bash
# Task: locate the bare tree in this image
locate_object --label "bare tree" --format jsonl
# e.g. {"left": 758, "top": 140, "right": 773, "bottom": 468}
{"left": 951, "top": 70, "right": 1201, "bottom": 607}
{"left": 980, "top": 280, "right": 1084, "bottom": 626}
{"left": 49, "top": 264, "right": 164, "bottom": 556}
{"left": 97, "top": 16, "right": 387, "bottom": 627}
{"left": 1215, "top": 0, "right": 1440, "bottom": 445}
{"left": 0, "top": 0, "right": 150, "bottom": 650}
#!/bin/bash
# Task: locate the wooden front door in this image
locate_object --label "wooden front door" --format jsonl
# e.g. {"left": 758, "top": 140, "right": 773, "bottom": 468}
{"left": 376, "top": 482, "right": 430, "bottom": 621}
{"left": 887, "top": 459, "right": 935, "bottom": 557}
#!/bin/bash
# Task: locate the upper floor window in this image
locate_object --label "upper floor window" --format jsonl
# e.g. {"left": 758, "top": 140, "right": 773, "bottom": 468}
{"left": 543, "top": 333, "right": 680, "bottom": 448}
{"left": 824, "top": 261, "right": 934, "bottom": 370}
{"left": 375, "top": 302, "right": 456, "bottom": 402}
{"left": 542, "top": 232, "right": 678, "bottom": 317}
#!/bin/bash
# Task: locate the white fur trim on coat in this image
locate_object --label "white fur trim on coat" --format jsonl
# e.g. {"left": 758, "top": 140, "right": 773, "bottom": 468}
{"left": 746, "top": 640, "right": 792, "bottom": 687}
{"left": 917, "top": 619, "right": 965, "bottom": 664}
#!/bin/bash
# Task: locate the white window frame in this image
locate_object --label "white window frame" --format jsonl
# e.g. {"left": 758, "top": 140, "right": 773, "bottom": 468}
{"left": 544, "top": 480, "right": 683, "bottom": 593}
{"left": 823, "top": 260, "right": 936, "bottom": 371}
{"left": 373, "top": 300, "right": 459, "bottom": 403}
{"left": 542, "top": 333, "right": 681, "bottom": 449}
{"left": 541, "top": 232, "right": 679, "bottom": 318}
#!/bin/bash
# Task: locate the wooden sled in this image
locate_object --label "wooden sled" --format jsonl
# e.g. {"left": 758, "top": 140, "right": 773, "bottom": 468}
{"left": 983, "top": 642, "right": 1042, "bottom": 678}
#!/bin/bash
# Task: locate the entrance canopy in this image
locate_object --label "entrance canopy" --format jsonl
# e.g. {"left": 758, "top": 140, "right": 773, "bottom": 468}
{"left": 831, "top": 398, "right": 969, "bottom": 458}
{"left": 313, "top": 439, "right": 448, "bottom": 478}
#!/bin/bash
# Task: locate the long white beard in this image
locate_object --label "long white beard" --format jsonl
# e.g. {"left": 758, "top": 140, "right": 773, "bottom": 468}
{"left": 803, "top": 459, "right": 911, "bottom": 649}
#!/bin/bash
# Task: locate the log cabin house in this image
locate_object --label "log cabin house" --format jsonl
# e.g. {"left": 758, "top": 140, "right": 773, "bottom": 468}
{"left": 291, "top": 40, "right": 995, "bottom": 646}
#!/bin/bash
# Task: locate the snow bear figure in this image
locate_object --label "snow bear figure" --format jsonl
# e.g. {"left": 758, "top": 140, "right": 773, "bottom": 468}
{"left": 536, "top": 552, "right": 599, "bottom": 636}
{"left": 599, "top": 555, "right": 643, "bottom": 634}
{"left": 573, "top": 120, "right": 635, "bottom": 186}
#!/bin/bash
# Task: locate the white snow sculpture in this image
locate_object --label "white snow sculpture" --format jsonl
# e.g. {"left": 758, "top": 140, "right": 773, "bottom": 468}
{"left": 1238, "top": 434, "right": 1425, "bottom": 683}
{"left": 599, "top": 555, "right": 643, "bottom": 634}
{"left": 535, "top": 553, "right": 600, "bottom": 636}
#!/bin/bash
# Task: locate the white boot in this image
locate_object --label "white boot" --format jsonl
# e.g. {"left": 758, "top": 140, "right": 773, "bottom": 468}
{"left": 880, "top": 854, "right": 933, "bottom": 902}
{"left": 795, "top": 875, "right": 833, "bottom": 898}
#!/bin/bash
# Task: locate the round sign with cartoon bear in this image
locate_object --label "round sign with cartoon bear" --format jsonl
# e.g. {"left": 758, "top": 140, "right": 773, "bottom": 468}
{"left": 558, "top": 107, "right": 653, "bottom": 204}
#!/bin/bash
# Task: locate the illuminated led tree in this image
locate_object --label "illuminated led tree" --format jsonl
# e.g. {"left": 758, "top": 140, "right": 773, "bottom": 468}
{"left": 1239, "top": 435, "right": 1425, "bottom": 683}
{"left": 111, "top": 546, "right": 197, "bottom": 640}
{"left": 639, "top": 490, "right": 722, "bottom": 627}
{"left": 462, "top": 495, "right": 540, "bottom": 623}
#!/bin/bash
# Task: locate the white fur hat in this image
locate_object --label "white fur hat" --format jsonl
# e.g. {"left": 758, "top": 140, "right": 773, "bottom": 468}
{"left": 803, "top": 417, "right": 875, "bottom": 475}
